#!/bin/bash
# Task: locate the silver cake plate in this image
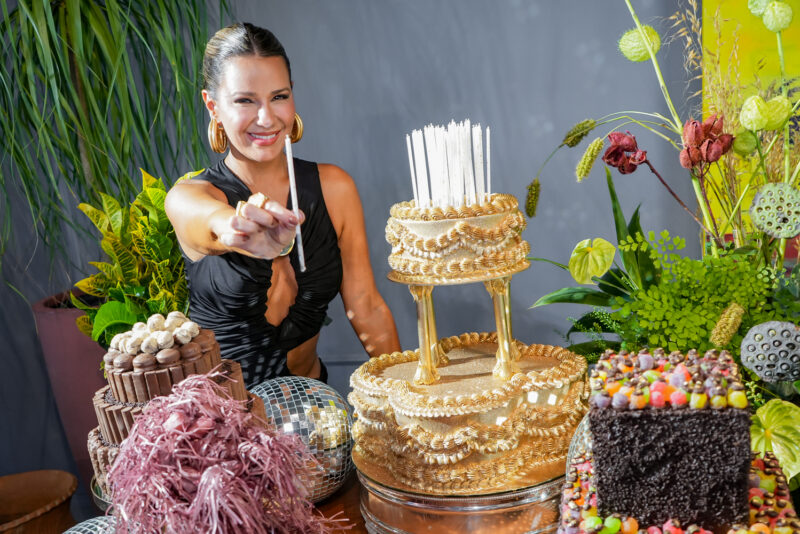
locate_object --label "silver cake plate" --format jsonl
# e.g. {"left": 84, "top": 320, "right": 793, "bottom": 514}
{"left": 358, "top": 469, "right": 564, "bottom": 534}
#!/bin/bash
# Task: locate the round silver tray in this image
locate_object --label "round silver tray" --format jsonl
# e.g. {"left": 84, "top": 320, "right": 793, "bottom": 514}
{"left": 358, "top": 470, "right": 563, "bottom": 534}
{"left": 90, "top": 477, "right": 112, "bottom": 512}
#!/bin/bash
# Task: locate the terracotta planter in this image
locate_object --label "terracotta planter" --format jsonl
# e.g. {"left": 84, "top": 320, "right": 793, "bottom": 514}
{"left": 31, "top": 292, "right": 106, "bottom": 490}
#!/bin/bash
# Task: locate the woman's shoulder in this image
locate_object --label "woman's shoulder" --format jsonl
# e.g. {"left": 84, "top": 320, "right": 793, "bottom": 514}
{"left": 316, "top": 163, "right": 358, "bottom": 198}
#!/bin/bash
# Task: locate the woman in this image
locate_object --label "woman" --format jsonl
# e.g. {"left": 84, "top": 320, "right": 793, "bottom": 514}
{"left": 166, "top": 22, "right": 400, "bottom": 387}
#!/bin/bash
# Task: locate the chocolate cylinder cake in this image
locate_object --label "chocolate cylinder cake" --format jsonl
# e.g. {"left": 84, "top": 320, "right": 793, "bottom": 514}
{"left": 87, "top": 311, "right": 261, "bottom": 497}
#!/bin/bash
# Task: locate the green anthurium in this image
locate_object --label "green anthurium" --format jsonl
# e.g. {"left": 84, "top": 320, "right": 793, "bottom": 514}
{"left": 751, "top": 399, "right": 800, "bottom": 480}
{"left": 569, "top": 238, "right": 616, "bottom": 285}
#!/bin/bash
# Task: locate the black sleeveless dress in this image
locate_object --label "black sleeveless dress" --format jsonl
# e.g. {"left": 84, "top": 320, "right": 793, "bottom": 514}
{"left": 181, "top": 158, "right": 343, "bottom": 387}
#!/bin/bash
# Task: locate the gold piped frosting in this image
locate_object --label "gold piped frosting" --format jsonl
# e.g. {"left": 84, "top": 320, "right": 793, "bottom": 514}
{"left": 386, "top": 194, "right": 530, "bottom": 284}
{"left": 349, "top": 333, "right": 588, "bottom": 494}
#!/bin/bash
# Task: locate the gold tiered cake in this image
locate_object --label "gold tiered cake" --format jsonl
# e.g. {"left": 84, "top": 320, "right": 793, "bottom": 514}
{"left": 87, "top": 311, "right": 256, "bottom": 497}
{"left": 351, "top": 194, "right": 588, "bottom": 495}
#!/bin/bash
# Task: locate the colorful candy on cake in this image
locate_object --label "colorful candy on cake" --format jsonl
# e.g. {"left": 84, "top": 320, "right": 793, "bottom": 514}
{"left": 559, "top": 450, "right": 797, "bottom": 534}
{"left": 557, "top": 348, "right": 796, "bottom": 533}
{"left": 87, "top": 311, "right": 262, "bottom": 497}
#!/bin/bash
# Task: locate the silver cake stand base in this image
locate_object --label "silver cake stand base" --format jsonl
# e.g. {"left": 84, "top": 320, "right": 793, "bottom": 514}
{"left": 357, "top": 470, "right": 563, "bottom": 534}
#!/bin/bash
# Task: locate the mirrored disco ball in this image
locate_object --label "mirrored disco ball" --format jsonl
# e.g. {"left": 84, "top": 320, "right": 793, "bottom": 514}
{"left": 251, "top": 376, "right": 354, "bottom": 502}
{"left": 64, "top": 515, "right": 116, "bottom": 533}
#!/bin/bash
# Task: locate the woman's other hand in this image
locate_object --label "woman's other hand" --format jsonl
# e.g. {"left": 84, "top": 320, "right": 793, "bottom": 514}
{"left": 221, "top": 195, "right": 304, "bottom": 259}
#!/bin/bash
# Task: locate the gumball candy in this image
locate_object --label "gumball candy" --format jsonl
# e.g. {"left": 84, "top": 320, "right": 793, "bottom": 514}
{"left": 638, "top": 352, "right": 655, "bottom": 371}
{"left": 630, "top": 392, "right": 648, "bottom": 410}
{"left": 773, "top": 527, "right": 795, "bottom": 534}
{"left": 612, "top": 392, "right": 630, "bottom": 410}
{"left": 710, "top": 395, "right": 728, "bottom": 409}
{"left": 602, "top": 516, "right": 622, "bottom": 534}
{"left": 728, "top": 390, "right": 748, "bottom": 409}
{"left": 689, "top": 391, "right": 708, "bottom": 410}
{"left": 759, "top": 477, "right": 776, "bottom": 492}
{"left": 650, "top": 380, "right": 667, "bottom": 394}
{"left": 663, "top": 519, "right": 684, "bottom": 534}
{"left": 749, "top": 523, "right": 770, "bottom": 534}
{"left": 593, "top": 391, "right": 612, "bottom": 409}
{"left": 582, "top": 516, "right": 604, "bottom": 531}
{"left": 647, "top": 527, "right": 663, "bottom": 534}
{"left": 606, "top": 381, "right": 622, "bottom": 395}
{"left": 621, "top": 517, "right": 638, "bottom": 534}
{"left": 619, "top": 385, "right": 635, "bottom": 398}
{"left": 650, "top": 390, "right": 666, "bottom": 408}
{"left": 643, "top": 370, "right": 661, "bottom": 383}
{"left": 668, "top": 371, "right": 687, "bottom": 388}
{"left": 670, "top": 389, "right": 688, "bottom": 407}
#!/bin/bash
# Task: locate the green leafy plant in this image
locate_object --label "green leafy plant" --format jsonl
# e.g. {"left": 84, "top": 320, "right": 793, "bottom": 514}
{"left": 530, "top": 0, "right": 800, "bottom": 269}
{"left": 0, "top": 0, "right": 229, "bottom": 264}
{"left": 751, "top": 399, "right": 800, "bottom": 489}
{"left": 71, "top": 170, "right": 195, "bottom": 347}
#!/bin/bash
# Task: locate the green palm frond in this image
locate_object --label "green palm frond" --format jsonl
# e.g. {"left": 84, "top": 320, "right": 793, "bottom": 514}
{"left": 0, "top": 0, "right": 230, "bottom": 267}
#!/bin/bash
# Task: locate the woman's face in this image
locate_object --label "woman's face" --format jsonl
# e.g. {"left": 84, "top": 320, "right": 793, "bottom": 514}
{"left": 203, "top": 55, "right": 295, "bottom": 164}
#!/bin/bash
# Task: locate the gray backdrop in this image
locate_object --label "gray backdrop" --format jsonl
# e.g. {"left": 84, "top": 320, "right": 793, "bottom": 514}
{"left": 1, "top": 0, "right": 700, "bottom": 520}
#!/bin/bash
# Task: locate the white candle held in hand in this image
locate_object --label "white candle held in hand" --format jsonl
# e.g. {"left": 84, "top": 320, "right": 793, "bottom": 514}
{"left": 284, "top": 135, "right": 306, "bottom": 272}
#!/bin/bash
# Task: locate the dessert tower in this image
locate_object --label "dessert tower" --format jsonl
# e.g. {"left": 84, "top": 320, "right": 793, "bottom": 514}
{"left": 349, "top": 122, "right": 588, "bottom": 505}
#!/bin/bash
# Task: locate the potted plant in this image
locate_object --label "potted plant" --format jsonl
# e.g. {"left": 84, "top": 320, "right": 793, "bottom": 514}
{"left": 527, "top": 0, "right": 800, "bottom": 492}
{"left": 7, "top": 0, "right": 230, "bottom": 490}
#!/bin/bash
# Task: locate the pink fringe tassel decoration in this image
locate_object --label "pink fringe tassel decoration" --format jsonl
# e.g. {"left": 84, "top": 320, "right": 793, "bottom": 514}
{"left": 107, "top": 373, "right": 349, "bottom": 533}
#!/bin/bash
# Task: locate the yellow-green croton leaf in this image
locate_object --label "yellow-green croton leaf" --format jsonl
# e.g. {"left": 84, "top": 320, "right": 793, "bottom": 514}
{"left": 751, "top": 399, "right": 800, "bottom": 480}
{"left": 569, "top": 238, "right": 616, "bottom": 285}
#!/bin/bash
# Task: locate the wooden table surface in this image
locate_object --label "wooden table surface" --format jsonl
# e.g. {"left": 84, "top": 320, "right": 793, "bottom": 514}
{"left": 315, "top": 473, "right": 366, "bottom": 533}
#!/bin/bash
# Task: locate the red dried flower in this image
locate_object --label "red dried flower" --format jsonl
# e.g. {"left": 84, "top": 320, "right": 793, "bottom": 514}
{"left": 679, "top": 114, "right": 734, "bottom": 168}
{"left": 602, "top": 131, "right": 647, "bottom": 174}
{"left": 682, "top": 119, "right": 703, "bottom": 147}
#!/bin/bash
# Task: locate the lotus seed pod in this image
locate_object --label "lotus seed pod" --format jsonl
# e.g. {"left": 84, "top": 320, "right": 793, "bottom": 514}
{"left": 749, "top": 182, "right": 800, "bottom": 238}
{"left": 166, "top": 311, "right": 187, "bottom": 321}
{"left": 155, "top": 330, "right": 174, "bottom": 350}
{"left": 124, "top": 332, "right": 147, "bottom": 354}
{"left": 182, "top": 321, "right": 200, "bottom": 337}
{"left": 164, "top": 315, "right": 185, "bottom": 331}
{"left": 174, "top": 327, "right": 193, "bottom": 345}
{"left": 618, "top": 25, "right": 661, "bottom": 62}
{"left": 140, "top": 334, "right": 160, "bottom": 354}
{"left": 740, "top": 321, "right": 800, "bottom": 382}
{"left": 764, "top": 95, "right": 792, "bottom": 130}
{"left": 740, "top": 95, "right": 769, "bottom": 131}
{"left": 146, "top": 313, "right": 166, "bottom": 332}
{"left": 110, "top": 333, "right": 125, "bottom": 351}
{"left": 749, "top": 0, "right": 770, "bottom": 16}
{"left": 733, "top": 129, "right": 757, "bottom": 155}
{"left": 763, "top": 1, "right": 793, "bottom": 32}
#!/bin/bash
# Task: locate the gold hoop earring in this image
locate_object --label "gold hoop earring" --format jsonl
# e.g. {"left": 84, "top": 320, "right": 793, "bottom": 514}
{"left": 290, "top": 112, "right": 303, "bottom": 143}
{"left": 208, "top": 118, "right": 228, "bottom": 153}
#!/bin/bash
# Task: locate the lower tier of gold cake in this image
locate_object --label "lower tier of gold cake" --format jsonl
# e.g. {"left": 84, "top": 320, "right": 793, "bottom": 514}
{"left": 349, "top": 333, "right": 588, "bottom": 495}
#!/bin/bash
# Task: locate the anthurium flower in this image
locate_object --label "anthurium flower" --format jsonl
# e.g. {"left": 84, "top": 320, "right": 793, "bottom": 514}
{"left": 568, "top": 237, "right": 616, "bottom": 285}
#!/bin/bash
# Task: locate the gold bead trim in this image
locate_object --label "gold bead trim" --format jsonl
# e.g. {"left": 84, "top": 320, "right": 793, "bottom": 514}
{"left": 351, "top": 386, "right": 586, "bottom": 464}
{"left": 386, "top": 210, "right": 526, "bottom": 254}
{"left": 388, "top": 242, "right": 531, "bottom": 277}
{"left": 349, "top": 333, "right": 587, "bottom": 418}
{"left": 354, "top": 432, "right": 571, "bottom": 493}
{"left": 389, "top": 194, "right": 519, "bottom": 221}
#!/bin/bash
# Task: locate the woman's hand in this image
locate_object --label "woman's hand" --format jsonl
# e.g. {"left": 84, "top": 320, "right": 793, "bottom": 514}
{"left": 220, "top": 193, "right": 304, "bottom": 259}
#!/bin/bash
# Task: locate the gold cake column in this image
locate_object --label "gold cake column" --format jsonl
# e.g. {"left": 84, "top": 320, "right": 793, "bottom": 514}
{"left": 485, "top": 276, "right": 521, "bottom": 381}
{"left": 409, "top": 285, "right": 441, "bottom": 385}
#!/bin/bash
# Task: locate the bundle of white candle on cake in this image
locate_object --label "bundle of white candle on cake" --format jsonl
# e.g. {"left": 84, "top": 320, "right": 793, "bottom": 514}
{"left": 406, "top": 119, "right": 490, "bottom": 209}
{"left": 389, "top": 119, "right": 528, "bottom": 284}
